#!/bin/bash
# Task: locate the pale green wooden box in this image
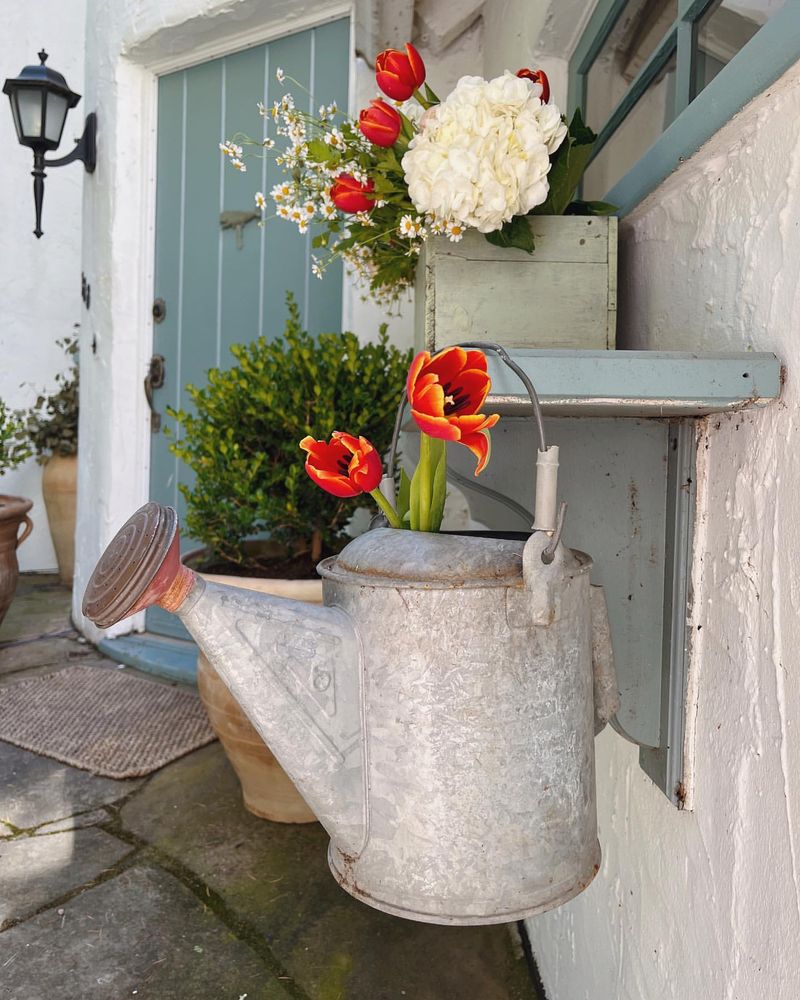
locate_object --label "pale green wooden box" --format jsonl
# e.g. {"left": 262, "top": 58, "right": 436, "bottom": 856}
{"left": 415, "top": 215, "right": 618, "bottom": 352}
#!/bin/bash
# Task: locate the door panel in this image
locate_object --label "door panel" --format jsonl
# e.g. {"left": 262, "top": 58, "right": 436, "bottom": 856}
{"left": 148, "top": 19, "right": 349, "bottom": 639}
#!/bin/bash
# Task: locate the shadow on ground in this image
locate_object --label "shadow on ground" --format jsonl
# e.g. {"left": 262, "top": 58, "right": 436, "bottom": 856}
{"left": 0, "top": 576, "right": 541, "bottom": 1000}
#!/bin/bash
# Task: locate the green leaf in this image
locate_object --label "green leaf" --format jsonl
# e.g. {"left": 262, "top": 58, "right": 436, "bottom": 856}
{"left": 429, "top": 440, "right": 448, "bottom": 533}
{"left": 409, "top": 460, "right": 421, "bottom": 531}
{"left": 484, "top": 215, "right": 536, "bottom": 254}
{"left": 396, "top": 468, "right": 411, "bottom": 525}
{"left": 535, "top": 108, "right": 599, "bottom": 217}
{"left": 564, "top": 199, "right": 617, "bottom": 216}
{"left": 305, "top": 139, "right": 333, "bottom": 163}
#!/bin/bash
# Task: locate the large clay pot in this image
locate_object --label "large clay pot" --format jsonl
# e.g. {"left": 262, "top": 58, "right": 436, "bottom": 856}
{"left": 42, "top": 454, "right": 77, "bottom": 586}
{"left": 191, "top": 558, "right": 320, "bottom": 824}
{"left": 0, "top": 495, "right": 33, "bottom": 628}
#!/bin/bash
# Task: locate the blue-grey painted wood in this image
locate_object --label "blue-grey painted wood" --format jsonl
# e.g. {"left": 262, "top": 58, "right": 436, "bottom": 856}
{"left": 571, "top": 0, "right": 800, "bottom": 214}
{"left": 639, "top": 422, "right": 697, "bottom": 804}
{"left": 147, "top": 21, "right": 350, "bottom": 642}
{"left": 98, "top": 634, "right": 198, "bottom": 686}
{"left": 485, "top": 349, "right": 781, "bottom": 416}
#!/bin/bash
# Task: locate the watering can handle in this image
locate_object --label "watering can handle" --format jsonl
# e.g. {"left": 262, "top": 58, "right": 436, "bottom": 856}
{"left": 16, "top": 515, "right": 33, "bottom": 549}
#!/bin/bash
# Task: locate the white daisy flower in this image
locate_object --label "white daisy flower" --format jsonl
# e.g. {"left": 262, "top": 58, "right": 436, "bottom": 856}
{"left": 255, "top": 192, "right": 266, "bottom": 210}
{"left": 276, "top": 67, "right": 285, "bottom": 83}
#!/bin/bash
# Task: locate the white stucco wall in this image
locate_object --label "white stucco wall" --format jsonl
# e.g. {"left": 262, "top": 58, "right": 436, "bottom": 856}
{"left": 526, "top": 60, "right": 800, "bottom": 1000}
{"left": 0, "top": 4, "right": 86, "bottom": 572}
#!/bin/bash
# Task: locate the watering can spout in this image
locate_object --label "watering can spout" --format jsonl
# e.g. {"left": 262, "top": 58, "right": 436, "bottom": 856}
{"left": 82, "top": 503, "right": 367, "bottom": 854}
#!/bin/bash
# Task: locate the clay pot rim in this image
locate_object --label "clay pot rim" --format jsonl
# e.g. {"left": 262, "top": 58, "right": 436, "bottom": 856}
{"left": 0, "top": 495, "right": 33, "bottom": 520}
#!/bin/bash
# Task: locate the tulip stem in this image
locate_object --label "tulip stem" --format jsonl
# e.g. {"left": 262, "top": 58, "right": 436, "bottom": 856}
{"left": 369, "top": 489, "right": 404, "bottom": 529}
{"left": 412, "top": 87, "right": 433, "bottom": 110}
{"left": 418, "top": 432, "right": 432, "bottom": 531}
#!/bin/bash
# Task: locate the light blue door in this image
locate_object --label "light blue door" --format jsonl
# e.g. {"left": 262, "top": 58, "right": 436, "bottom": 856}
{"left": 148, "top": 20, "right": 350, "bottom": 638}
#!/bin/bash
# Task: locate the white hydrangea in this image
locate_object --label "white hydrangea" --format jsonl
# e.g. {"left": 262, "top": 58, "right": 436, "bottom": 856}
{"left": 402, "top": 72, "right": 567, "bottom": 234}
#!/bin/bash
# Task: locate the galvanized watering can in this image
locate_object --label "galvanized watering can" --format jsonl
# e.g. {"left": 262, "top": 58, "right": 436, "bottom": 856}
{"left": 82, "top": 345, "right": 618, "bottom": 926}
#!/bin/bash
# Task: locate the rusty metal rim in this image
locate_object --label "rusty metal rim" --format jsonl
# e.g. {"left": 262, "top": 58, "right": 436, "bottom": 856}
{"left": 82, "top": 503, "right": 177, "bottom": 628}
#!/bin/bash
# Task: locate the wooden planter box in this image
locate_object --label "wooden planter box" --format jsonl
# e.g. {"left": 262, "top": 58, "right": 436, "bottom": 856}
{"left": 415, "top": 215, "right": 617, "bottom": 352}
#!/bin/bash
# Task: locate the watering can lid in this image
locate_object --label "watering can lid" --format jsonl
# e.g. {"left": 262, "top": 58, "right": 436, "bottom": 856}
{"left": 321, "top": 527, "right": 544, "bottom": 588}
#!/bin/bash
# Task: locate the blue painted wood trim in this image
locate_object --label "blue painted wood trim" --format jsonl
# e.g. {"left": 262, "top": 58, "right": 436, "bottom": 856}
{"left": 98, "top": 634, "right": 198, "bottom": 685}
{"left": 485, "top": 350, "right": 781, "bottom": 416}
{"left": 574, "top": 2, "right": 800, "bottom": 215}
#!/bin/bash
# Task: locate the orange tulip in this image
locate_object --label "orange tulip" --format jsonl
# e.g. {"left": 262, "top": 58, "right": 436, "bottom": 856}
{"left": 406, "top": 347, "right": 499, "bottom": 475}
{"left": 300, "top": 432, "right": 383, "bottom": 497}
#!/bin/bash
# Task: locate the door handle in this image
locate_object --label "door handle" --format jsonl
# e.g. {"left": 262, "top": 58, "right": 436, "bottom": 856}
{"left": 145, "top": 354, "right": 166, "bottom": 432}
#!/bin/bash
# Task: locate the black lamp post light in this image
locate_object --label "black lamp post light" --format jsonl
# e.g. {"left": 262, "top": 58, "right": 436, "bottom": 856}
{"left": 3, "top": 50, "right": 96, "bottom": 238}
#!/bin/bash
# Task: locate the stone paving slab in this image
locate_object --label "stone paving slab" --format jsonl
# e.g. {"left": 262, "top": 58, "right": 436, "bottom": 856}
{"left": 0, "top": 742, "right": 141, "bottom": 830}
{"left": 0, "top": 633, "right": 106, "bottom": 677}
{"left": 122, "top": 744, "right": 536, "bottom": 1000}
{"left": 0, "top": 865, "right": 295, "bottom": 1000}
{"left": 0, "top": 827, "right": 132, "bottom": 928}
{"left": 34, "top": 808, "right": 111, "bottom": 834}
{"left": 0, "top": 574, "right": 71, "bottom": 646}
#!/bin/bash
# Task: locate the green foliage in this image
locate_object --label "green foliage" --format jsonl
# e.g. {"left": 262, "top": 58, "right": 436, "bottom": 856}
{"left": 535, "top": 108, "right": 599, "bottom": 218}
{"left": 19, "top": 337, "right": 79, "bottom": 463}
{"left": 0, "top": 400, "right": 32, "bottom": 478}
{"left": 167, "top": 294, "right": 411, "bottom": 568}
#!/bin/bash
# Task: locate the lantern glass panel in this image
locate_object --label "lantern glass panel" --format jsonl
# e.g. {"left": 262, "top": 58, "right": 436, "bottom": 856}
{"left": 44, "top": 93, "right": 68, "bottom": 143}
{"left": 17, "top": 88, "right": 44, "bottom": 138}
{"left": 9, "top": 94, "right": 22, "bottom": 141}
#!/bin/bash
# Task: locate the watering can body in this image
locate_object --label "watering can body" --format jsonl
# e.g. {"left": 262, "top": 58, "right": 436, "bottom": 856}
{"left": 83, "top": 505, "right": 616, "bottom": 925}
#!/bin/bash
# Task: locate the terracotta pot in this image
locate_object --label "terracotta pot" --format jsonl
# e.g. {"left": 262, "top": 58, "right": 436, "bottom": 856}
{"left": 0, "top": 495, "right": 33, "bottom": 628}
{"left": 42, "top": 454, "right": 77, "bottom": 586}
{"left": 189, "top": 554, "right": 320, "bottom": 824}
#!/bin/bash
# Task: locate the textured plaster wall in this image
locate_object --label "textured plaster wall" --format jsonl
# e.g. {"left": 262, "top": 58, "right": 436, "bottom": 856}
{"left": 526, "top": 61, "right": 800, "bottom": 1000}
{"left": 0, "top": 3, "right": 86, "bottom": 571}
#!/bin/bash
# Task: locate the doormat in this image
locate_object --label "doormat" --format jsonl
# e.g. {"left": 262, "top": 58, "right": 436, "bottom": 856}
{"left": 0, "top": 665, "right": 216, "bottom": 779}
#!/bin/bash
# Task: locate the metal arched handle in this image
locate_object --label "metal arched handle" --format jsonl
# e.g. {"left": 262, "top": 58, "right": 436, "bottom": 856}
{"left": 144, "top": 354, "right": 166, "bottom": 432}
{"left": 17, "top": 514, "right": 33, "bottom": 548}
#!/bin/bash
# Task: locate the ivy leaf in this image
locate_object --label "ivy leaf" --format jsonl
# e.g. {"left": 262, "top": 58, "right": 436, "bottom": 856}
{"left": 305, "top": 139, "right": 333, "bottom": 163}
{"left": 484, "top": 215, "right": 536, "bottom": 254}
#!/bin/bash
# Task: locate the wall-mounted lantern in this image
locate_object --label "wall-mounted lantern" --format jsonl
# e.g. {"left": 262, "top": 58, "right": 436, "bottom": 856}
{"left": 3, "top": 50, "right": 96, "bottom": 238}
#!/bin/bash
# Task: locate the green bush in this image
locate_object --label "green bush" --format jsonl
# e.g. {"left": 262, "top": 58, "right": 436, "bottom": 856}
{"left": 19, "top": 337, "right": 79, "bottom": 463}
{"left": 168, "top": 295, "right": 411, "bottom": 570}
{"left": 0, "top": 400, "right": 32, "bottom": 478}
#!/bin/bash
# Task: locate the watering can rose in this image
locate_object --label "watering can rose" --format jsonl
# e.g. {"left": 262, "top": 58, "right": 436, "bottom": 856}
{"left": 375, "top": 43, "right": 426, "bottom": 102}
{"left": 407, "top": 346, "right": 500, "bottom": 475}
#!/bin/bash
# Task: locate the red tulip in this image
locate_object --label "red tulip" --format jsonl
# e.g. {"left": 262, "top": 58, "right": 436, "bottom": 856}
{"left": 300, "top": 431, "right": 383, "bottom": 498}
{"left": 406, "top": 347, "right": 499, "bottom": 475}
{"left": 516, "top": 68, "right": 550, "bottom": 104}
{"left": 330, "top": 173, "right": 375, "bottom": 214}
{"left": 375, "top": 43, "right": 426, "bottom": 102}
{"left": 359, "top": 99, "right": 402, "bottom": 147}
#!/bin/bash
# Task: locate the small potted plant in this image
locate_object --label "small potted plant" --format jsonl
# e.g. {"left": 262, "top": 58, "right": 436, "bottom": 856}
{"left": 168, "top": 294, "right": 410, "bottom": 821}
{"left": 18, "top": 336, "right": 79, "bottom": 586}
{"left": 0, "top": 400, "right": 33, "bottom": 627}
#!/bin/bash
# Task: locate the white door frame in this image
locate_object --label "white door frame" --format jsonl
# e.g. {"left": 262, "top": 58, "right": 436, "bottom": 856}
{"left": 75, "top": 0, "right": 354, "bottom": 641}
